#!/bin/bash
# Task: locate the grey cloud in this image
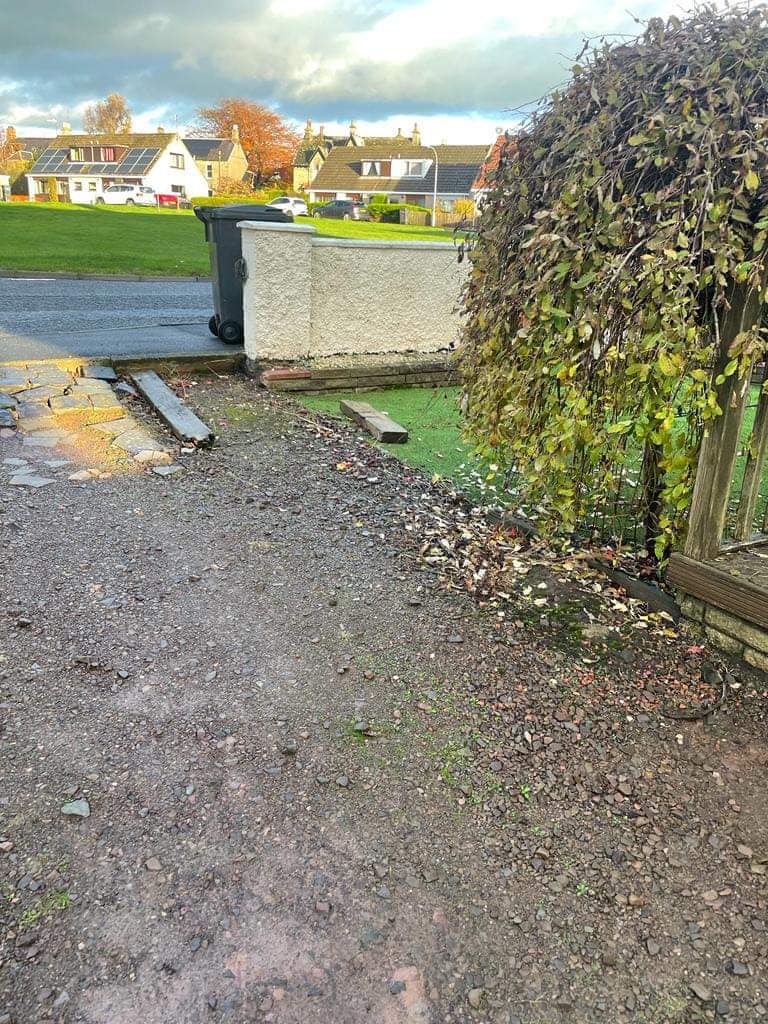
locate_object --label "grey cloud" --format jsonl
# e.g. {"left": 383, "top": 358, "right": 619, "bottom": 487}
{"left": 0, "top": 0, "right": 663, "bottom": 129}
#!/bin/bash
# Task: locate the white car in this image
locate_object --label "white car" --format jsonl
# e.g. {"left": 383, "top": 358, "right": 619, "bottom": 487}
{"left": 96, "top": 184, "right": 156, "bottom": 207}
{"left": 266, "top": 195, "right": 308, "bottom": 217}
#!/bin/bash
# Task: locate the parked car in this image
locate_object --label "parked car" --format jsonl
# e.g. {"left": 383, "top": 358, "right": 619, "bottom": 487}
{"left": 96, "top": 184, "right": 156, "bottom": 207}
{"left": 266, "top": 195, "right": 307, "bottom": 217}
{"left": 312, "top": 199, "right": 368, "bottom": 221}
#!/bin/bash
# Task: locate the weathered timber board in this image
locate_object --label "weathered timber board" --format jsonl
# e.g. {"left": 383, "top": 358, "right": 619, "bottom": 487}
{"left": 131, "top": 371, "right": 214, "bottom": 447}
{"left": 264, "top": 371, "right": 458, "bottom": 392}
{"left": 668, "top": 552, "right": 768, "bottom": 630}
{"left": 304, "top": 360, "right": 454, "bottom": 381}
{"left": 340, "top": 399, "right": 408, "bottom": 443}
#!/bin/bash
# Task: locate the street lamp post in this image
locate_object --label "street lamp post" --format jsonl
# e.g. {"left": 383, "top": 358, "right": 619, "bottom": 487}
{"left": 426, "top": 145, "right": 439, "bottom": 227}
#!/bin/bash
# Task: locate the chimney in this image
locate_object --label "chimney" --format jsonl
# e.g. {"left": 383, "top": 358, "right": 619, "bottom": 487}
{"left": 318, "top": 124, "right": 325, "bottom": 142}
{"left": 6, "top": 126, "right": 16, "bottom": 142}
{"left": 396, "top": 127, "right": 403, "bottom": 139}
{"left": 350, "top": 120, "right": 363, "bottom": 145}
{"left": 61, "top": 122, "right": 72, "bottom": 135}
{"left": 231, "top": 123, "right": 240, "bottom": 144}
{"left": 157, "top": 126, "right": 165, "bottom": 134}
{"left": 411, "top": 122, "right": 421, "bottom": 146}
{"left": 303, "top": 118, "right": 313, "bottom": 141}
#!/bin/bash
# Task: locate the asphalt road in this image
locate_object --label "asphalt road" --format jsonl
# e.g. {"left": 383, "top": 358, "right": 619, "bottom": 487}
{"left": 0, "top": 276, "right": 241, "bottom": 361}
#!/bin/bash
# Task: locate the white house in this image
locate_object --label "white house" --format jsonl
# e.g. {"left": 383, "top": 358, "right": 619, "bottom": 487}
{"left": 26, "top": 130, "right": 209, "bottom": 203}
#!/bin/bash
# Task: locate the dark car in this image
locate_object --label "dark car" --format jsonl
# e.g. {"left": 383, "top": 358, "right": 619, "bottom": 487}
{"left": 313, "top": 199, "right": 368, "bottom": 221}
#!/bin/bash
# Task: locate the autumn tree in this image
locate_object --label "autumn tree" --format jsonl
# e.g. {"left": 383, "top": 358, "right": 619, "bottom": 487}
{"left": 194, "top": 99, "right": 300, "bottom": 183}
{"left": 83, "top": 93, "right": 132, "bottom": 135}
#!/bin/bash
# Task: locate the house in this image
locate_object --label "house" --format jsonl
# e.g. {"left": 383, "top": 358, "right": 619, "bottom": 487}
{"left": 26, "top": 129, "right": 208, "bottom": 203}
{"left": 292, "top": 119, "right": 423, "bottom": 193}
{"left": 1, "top": 127, "right": 52, "bottom": 195}
{"left": 471, "top": 133, "right": 516, "bottom": 209}
{"left": 307, "top": 139, "right": 492, "bottom": 211}
{"left": 183, "top": 125, "right": 248, "bottom": 194}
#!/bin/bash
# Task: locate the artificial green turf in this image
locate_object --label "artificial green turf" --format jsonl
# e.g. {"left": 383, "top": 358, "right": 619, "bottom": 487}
{"left": 299, "top": 383, "right": 768, "bottom": 537}
{"left": 298, "top": 386, "right": 476, "bottom": 483}
{"left": 0, "top": 203, "right": 460, "bottom": 276}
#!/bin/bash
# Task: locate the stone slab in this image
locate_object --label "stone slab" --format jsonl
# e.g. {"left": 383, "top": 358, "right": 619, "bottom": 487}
{"left": 50, "top": 394, "right": 92, "bottom": 413}
{"left": 0, "top": 409, "right": 16, "bottom": 430}
{"left": 9, "top": 473, "right": 55, "bottom": 487}
{"left": 80, "top": 365, "right": 118, "bottom": 382}
{"left": 111, "top": 427, "right": 163, "bottom": 455}
{"left": 0, "top": 394, "right": 17, "bottom": 410}
{"left": 85, "top": 417, "right": 138, "bottom": 437}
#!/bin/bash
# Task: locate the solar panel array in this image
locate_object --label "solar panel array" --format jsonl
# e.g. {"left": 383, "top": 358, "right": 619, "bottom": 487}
{"left": 30, "top": 147, "right": 161, "bottom": 176}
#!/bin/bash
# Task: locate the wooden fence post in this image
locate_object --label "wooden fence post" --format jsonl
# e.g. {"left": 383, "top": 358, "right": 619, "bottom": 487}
{"left": 734, "top": 370, "right": 768, "bottom": 541}
{"left": 684, "top": 276, "right": 766, "bottom": 561}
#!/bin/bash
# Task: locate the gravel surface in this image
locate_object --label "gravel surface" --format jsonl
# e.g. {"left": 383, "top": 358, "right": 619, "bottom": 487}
{"left": 1, "top": 375, "right": 767, "bottom": 1024}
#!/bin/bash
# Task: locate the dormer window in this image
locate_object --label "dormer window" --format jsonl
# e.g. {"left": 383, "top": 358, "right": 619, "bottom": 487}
{"left": 403, "top": 160, "right": 426, "bottom": 176}
{"left": 362, "top": 160, "right": 391, "bottom": 176}
{"left": 68, "top": 145, "right": 122, "bottom": 163}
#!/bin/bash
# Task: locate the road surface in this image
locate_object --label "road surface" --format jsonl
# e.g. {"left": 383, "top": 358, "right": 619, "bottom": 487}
{"left": 0, "top": 276, "right": 241, "bottom": 361}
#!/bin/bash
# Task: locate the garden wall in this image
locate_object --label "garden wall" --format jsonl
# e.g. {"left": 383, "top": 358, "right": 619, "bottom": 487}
{"left": 238, "top": 221, "right": 466, "bottom": 363}
{"left": 678, "top": 594, "right": 768, "bottom": 671}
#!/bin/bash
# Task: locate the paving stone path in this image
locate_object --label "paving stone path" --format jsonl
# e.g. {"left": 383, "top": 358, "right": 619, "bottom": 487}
{"left": 0, "top": 363, "right": 179, "bottom": 488}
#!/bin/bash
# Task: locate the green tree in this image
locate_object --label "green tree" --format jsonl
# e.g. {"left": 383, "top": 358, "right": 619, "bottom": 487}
{"left": 461, "top": 5, "right": 768, "bottom": 556}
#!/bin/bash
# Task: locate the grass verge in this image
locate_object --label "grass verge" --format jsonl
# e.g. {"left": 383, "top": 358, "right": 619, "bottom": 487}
{"left": 0, "top": 203, "right": 461, "bottom": 276}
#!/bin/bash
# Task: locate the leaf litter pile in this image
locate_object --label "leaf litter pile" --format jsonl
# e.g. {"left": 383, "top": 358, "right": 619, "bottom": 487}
{"left": 300, "top": 402, "right": 743, "bottom": 721}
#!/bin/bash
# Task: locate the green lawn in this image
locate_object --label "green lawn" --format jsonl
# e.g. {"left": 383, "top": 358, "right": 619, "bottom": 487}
{"left": 299, "top": 383, "right": 768, "bottom": 539}
{"left": 0, "top": 202, "right": 460, "bottom": 276}
{"left": 298, "top": 386, "right": 484, "bottom": 489}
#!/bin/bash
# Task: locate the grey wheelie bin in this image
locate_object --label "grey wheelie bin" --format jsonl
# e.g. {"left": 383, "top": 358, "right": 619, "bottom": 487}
{"left": 194, "top": 204, "right": 293, "bottom": 345}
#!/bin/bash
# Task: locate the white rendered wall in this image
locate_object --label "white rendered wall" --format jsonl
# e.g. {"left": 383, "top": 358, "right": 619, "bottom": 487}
{"left": 239, "top": 221, "right": 466, "bottom": 362}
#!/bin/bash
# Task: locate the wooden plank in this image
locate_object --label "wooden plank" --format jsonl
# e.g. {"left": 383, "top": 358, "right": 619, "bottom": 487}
{"left": 720, "top": 535, "right": 768, "bottom": 554}
{"left": 304, "top": 360, "right": 453, "bottom": 381}
{"left": 668, "top": 552, "right": 768, "bottom": 631}
{"left": 131, "top": 371, "right": 214, "bottom": 447}
{"left": 685, "top": 276, "right": 767, "bottom": 560}
{"left": 735, "top": 377, "right": 768, "bottom": 540}
{"left": 340, "top": 399, "right": 408, "bottom": 443}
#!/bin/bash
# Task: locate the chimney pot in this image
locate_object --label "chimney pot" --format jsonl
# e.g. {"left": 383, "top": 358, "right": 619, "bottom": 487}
{"left": 231, "top": 123, "right": 240, "bottom": 143}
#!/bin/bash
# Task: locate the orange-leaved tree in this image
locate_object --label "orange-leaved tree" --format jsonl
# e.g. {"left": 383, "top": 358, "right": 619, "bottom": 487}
{"left": 194, "top": 99, "right": 300, "bottom": 184}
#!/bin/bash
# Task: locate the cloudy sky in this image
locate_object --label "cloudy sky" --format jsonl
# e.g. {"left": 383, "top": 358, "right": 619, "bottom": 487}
{"left": 1, "top": 0, "right": 703, "bottom": 143}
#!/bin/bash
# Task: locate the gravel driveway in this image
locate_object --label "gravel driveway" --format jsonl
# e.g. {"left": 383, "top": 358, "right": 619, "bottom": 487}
{"left": 1, "top": 376, "right": 766, "bottom": 1024}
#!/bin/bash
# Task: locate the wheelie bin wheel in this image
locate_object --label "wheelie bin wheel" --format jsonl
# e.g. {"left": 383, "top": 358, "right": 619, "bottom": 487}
{"left": 218, "top": 320, "right": 243, "bottom": 345}
{"left": 208, "top": 315, "right": 219, "bottom": 337}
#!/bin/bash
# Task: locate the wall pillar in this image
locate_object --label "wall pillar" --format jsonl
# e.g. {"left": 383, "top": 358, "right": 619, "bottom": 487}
{"left": 238, "top": 221, "right": 316, "bottom": 364}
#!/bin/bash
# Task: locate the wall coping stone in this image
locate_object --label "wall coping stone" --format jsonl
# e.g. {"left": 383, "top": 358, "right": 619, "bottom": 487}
{"left": 238, "top": 221, "right": 316, "bottom": 235}
{"left": 312, "top": 237, "right": 456, "bottom": 252}
{"left": 238, "top": 220, "right": 456, "bottom": 251}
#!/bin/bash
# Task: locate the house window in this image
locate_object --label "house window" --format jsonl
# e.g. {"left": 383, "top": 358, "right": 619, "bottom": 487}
{"left": 170, "top": 184, "right": 186, "bottom": 196}
{"left": 170, "top": 153, "right": 185, "bottom": 169}
{"left": 403, "top": 160, "right": 426, "bottom": 176}
{"left": 101, "top": 147, "right": 116, "bottom": 162}
{"left": 206, "top": 163, "right": 213, "bottom": 178}
{"left": 69, "top": 148, "right": 85, "bottom": 162}
{"left": 362, "top": 161, "right": 381, "bottom": 176}
{"left": 88, "top": 181, "right": 97, "bottom": 191}
{"left": 73, "top": 181, "right": 83, "bottom": 191}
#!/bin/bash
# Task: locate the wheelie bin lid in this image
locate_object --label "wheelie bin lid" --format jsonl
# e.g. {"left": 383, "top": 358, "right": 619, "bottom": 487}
{"left": 193, "top": 204, "right": 293, "bottom": 223}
